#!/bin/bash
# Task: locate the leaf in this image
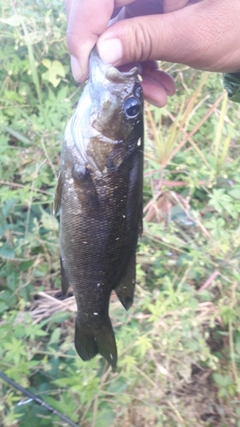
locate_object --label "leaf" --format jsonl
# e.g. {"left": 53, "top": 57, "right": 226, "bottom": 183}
{"left": 2, "top": 198, "right": 16, "bottom": 218}
{"left": 229, "top": 188, "right": 240, "bottom": 200}
{"left": 49, "top": 311, "right": 71, "bottom": 323}
{"left": 41, "top": 59, "right": 51, "bottom": 69}
{"left": 41, "top": 211, "right": 59, "bottom": 231}
{"left": 3, "top": 126, "right": 31, "bottom": 145}
{"left": 101, "top": 410, "right": 116, "bottom": 425}
{"left": 0, "top": 16, "right": 21, "bottom": 26}
{"left": 235, "top": 341, "right": 240, "bottom": 356}
{"left": 135, "top": 335, "right": 152, "bottom": 358}
{"left": 0, "top": 301, "right": 8, "bottom": 313}
{"left": 57, "top": 86, "right": 68, "bottom": 101}
{"left": 44, "top": 395, "right": 79, "bottom": 422}
{"left": 213, "top": 373, "right": 232, "bottom": 387}
{"left": 21, "top": 20, "right": 42, "bottom": 106}
{"left": 49, "top": 328, "right": 61, "bottom": 344}
{"left": 0, "top": 246, "right": 15, "bottom": 259}
{"left": 19, "top": 261, "right": 34, "bottom": 271}
{"left": 107, "top": 377, "right": 128, "bottom": 394}
{"left": 42, "top": 60, "right": 66, "bottom": 87}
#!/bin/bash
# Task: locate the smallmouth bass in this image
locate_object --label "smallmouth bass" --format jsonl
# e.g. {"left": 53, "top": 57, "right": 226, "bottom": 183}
{"left": 54, "top": 48, "right": 144, "bottom": 370}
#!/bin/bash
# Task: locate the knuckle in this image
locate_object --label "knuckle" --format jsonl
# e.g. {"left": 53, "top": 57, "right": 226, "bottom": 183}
{"left": 127, "top": 21, "right": 154, "bottom": 63}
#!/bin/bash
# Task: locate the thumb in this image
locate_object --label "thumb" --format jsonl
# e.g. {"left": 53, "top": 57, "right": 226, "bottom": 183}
{"left": 97, "top": 2, "right": 216, "bottom": 70}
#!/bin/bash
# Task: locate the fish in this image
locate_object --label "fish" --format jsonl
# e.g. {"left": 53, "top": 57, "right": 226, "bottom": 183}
{"left": 54, "top": 48, "right": 144, "bottom": 370}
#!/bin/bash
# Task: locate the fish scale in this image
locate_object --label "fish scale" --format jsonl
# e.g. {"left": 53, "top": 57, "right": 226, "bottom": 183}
{"left": 54, "top": 48, "right": 144, "bottom": 370}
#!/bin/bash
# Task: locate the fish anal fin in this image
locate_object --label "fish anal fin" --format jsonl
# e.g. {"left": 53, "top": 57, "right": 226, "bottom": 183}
{"left": 60, "top": 255, "right": 70, "bottom": 296}
{"left": 53, "top": 171, "right": 62, "bottom": 216}
{"left": 75, "top": 316, "right": 117, "bottom": 371}
{"left": 115, "top": 252, "right": 136, "bottom": 311}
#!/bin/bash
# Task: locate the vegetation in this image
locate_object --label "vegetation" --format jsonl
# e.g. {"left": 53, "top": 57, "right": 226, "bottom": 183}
{"left": 1, "top": 1, "right": 240, "bottom": 426}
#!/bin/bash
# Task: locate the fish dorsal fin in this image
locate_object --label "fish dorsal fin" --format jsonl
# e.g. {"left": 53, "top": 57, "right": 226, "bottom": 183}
{"left": 53, "top": 171, "right": 62, "bottom": 216}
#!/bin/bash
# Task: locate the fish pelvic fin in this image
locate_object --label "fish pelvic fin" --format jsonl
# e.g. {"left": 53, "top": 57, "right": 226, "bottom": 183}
{"left": 74, "top": 316, "right": 117, "bottom": 371}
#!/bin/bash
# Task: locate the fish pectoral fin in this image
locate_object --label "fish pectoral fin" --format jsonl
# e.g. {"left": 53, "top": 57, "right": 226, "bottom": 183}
{"left": 75, "top": 316, "right": 117, "bottom": 371}
{"left": 72, "top": 165, "right": 100, "bottom": 217}
{"left": 60, "top": 256, "right": 70, "bottom": 296}
{"left": 115, "top": 252, "right": 136, "bottom": 311}
{"left": 53, "top": 171, "right": 62, "bottom": 216}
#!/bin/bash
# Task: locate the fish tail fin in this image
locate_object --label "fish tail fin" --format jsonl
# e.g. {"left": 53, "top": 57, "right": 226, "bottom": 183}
{"left": 74, "top": 316, "right": 117, "bottom": 370}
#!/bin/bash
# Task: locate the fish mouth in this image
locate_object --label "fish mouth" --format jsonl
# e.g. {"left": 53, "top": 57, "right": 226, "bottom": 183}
{"left": 90, "top": 47, "right": 140, "bottom": 84}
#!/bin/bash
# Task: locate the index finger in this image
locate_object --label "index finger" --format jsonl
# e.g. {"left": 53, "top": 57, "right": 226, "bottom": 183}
{"left": 66, "top": 0, "right": 113, "bottom": 81}
{"left": 65, "top": 0, "right": 134, "bottom": 81}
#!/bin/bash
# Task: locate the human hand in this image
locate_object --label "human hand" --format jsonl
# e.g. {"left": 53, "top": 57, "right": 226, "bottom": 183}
{"left": 100, "top": 0, "right": 240, "bottom": 71}
{"left": 65, "top": 0, "right": 176, "bottom": 107}
{"left": 66, "top": 0, "right": 240, "bottom": 106}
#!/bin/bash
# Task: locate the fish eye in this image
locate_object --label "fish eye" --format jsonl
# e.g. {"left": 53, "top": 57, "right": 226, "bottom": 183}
{"left": 124, "top": 97, "right": 141, "bottom": 118}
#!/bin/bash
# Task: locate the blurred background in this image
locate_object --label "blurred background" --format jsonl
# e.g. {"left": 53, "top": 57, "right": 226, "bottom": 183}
{"left": 1, "top": 1, "right": 240, "bottom": 426}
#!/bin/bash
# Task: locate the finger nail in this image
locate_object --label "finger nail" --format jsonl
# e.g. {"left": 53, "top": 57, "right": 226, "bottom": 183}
{"left": 70, "top": 56, "right": 83, "bottom": 82}
{"left": 98, "top": 38, "right": 123, "bottom": 65}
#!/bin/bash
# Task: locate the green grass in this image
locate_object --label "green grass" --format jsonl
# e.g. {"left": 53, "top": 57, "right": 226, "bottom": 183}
{"left": 1, "top": 1, "right": 240, "bottom": 426}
